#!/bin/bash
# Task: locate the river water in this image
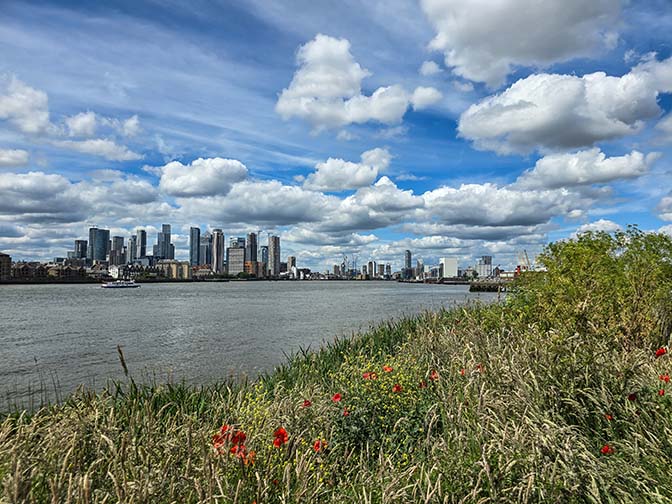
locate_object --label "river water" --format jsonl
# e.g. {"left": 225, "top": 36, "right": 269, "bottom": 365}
{"left": 0, "top": 281, "right": 495, "bottom": 408}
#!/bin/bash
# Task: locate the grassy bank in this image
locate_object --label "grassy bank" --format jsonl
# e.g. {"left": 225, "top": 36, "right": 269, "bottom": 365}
{"left": 2, "top": 227, "right": 672, "bottom": 503}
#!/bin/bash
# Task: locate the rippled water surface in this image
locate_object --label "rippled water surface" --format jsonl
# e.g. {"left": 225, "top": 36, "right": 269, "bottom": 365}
{"left": 1, "top": 281, "right": 495, "bottom": 407}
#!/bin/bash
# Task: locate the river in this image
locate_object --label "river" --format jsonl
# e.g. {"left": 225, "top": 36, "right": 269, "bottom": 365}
{"left": 0, "top": 281, "right": 496, "bottom": 408}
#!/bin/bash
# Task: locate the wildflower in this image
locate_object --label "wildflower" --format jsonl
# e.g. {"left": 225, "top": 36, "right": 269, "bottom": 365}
{"left": 604, "top": 414, "right": 613, "bottom": 421}
{"left": 392, "top": 383, "right": 402, "bottom": 393}
{"left": 659, "top": 389, "right": 666, "bottom": 396}
{"left": 362, "top": 372, "right": 372, "bottom": 380}
{"left": 272, "top": 479, "right": 279, "bottom": 486}
{"left": 220, "top": 424, "right": 231, "bottom": 436}
{"left": 660, "top": 374, "right": 670, "bottom": 383}
{"left": 332, "top": 393, "right": 342, "bottom": 402}
{"left": 459, "top": 369, "right": 465, "bottom": 376}
{"left": 212, "top": 433, "right": 226, "bottom": 450}
{"left": 244, "top": 450, "right": 256, "bottom": 466}
{"left": 628, "top": 393, "right": 637, "bottom": 401}
{"left": 419, "top": 380, "right": 427, "bottom": 389}
{"left": 370, "top": 372, "right": 378, "bottom": 380}
{"left": 231, "top": 431, "right": 246, "bottom": 446}
{"left": 383, "top": 365, "right": 393, "bottom": 373}
{"left": 429, "top": 370, "right": 439, "bottom": 381}
{"left": 302, "top": 399, "right": 312, "bottom": 408}
{"left": 273, "top": 427, "right": 289, "bottom": 448}
{"left": 475, "top": 363, "right": 483, "bottom": 372}
{"left": 655, "top": 347, "right": 667, "bottom": 358}
{"left": 343, "top": 407, "right": 350, "bottom": 416}
{"left": 313, "top": 439, "right": 327, "bottom": 452}
{"left": 600, "top": 444, "right": 614, "bottom": 455}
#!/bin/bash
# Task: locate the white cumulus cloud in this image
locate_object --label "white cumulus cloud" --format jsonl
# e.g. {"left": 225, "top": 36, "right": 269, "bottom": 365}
{"left": 65, "top": 111, "right": 97, "bottom": 137}
{"left": 304, "top": 148, "right": 391, "bottom": 191}
{"left": 0, "top": 148, "right": 29, "bottom": 167}
{"left": 458, "top": 56, "right": 672, "bottom": 154}
{"left": 419, "top": 60, "right": 442, "bottom": 76}
{"left": 0, "top": 76, "right": 52, "bottom": 134}
{"left": 55, "top": 139, "right": 143, "bottom": 161}
{"left": 575, "top": 219, "right": 622, "bottom": 235}
{"left": 421, "top": 0, "right": 622, "bottom": 87}
{"left": 158, "top": 157, "right": 248, "bottom": 197}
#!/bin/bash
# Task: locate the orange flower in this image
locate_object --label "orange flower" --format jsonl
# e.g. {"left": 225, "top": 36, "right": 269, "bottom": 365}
{"left": 383, "top": 365, "right": 393, "bottom": 373}
{"left": 429, "top": 370, "right": 439, "bottom": 381}
{"left": 302, "top": 399, "right": 312, "bottom": 408}
{"left": 332, "top": 393, "right": 342, "bottom": 402}
{"left": 273, "top": 427, "right": 288, "bottom": 448}
{"left": 392, "top": 383, "right": 402, "bottom": 393}
{"left": 604, "top": 414, "right": 613, "bottom": 421}
{"left": 313, "top": 439, "right": 327, "bottom": 452}
{"left": 660, "top": 374, "right": 670, "bottom": 383}
{"left": 600, "top": 444, "right": 614, "bottom": 455}
{"left": 655, "top": 347, "right": 667, "bottom": 358}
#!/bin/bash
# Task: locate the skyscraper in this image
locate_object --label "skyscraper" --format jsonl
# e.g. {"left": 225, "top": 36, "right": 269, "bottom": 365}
{"left": 229, "top": 237, "right": 245, "bottom": 249}
{"left": 268, "top": 235, "right": 280, "bottom": 277}
{"left": 260, "top": 245, "right": 268, "bottom": 265}
{"left": 404, "top": 250, "right": 412, "bottom": 269}
{"left": 200, "top": 232, "right": 213, "bottom": 266}
{"left": 246, "top": 232, "right": 258, "bottom": 262}
{"left": 74, "top": 240, "right": 88, "bottom": 259}
{"left": 87, "top": 227, "right": 110, "bottom": 263}
{"left": 227, "top": 247, "right": 245, "bottom": 276}
{"left": 189, "top": 227, "right": 200, "bottom": 266}
{"left": 136, "top": 229, "right": 147, "bottom": 259}
{"left": 128, "top": 235, "right": 137, "bottom": 263}
{"left": 110, "top": 236, "right": 125, "bottom": 265}
{"left": 155, "top": 224, "right": 173, "bottom": 259}
{"left": 212, "top": 229, "right": 225, "bottom": 273}
{"left": 287, "top": 256, "right": 296, "bottom": 269}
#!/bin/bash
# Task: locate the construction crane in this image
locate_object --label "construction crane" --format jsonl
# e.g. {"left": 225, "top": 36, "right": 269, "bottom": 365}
{"left": 517, "top": 250, "right": 533, "bottom": 272}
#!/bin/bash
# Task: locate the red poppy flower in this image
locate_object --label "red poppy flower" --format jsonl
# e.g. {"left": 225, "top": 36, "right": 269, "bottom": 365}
{"left": 459, "top": 369, "right": 465, "bottom": 376}
{"left": 383, "top": 365, "right": 393, "bottom": 373}
{"left": 604, "top": 414, "right": 613, "bottom": 421}
{"left": 302, "top": 399, "right": 312, "bottom": 408}
{"left": 332, "top": 393, "right": 342, "bottom": 402}
{"left": 212, "top": 433, "right": 225, "bottom": 450}
{"left": 600, "top": 444, "right": 614, "bottom": 455}
{"left": 273, "top": 427, "right": 288, "bottom": 448}
{"left": 392, "top": 384, "right": 402, "bottom": 393}
{"left": 429, "top": 370, "right": 439, "bottom": 381}
{"left": 655, "top": 347, "right": 667, "bottom": 358}
{"left": 659, "top": 389, "right": 665, "bottom": 396}
{"left": 660, "top": 374, "right": 670, "bottom": 383}
{"left": 362, "top": 372, "right": 372, "bottom": 380}
{"left": 231, "top": 431, "right": 246, "bottom": 446}
{"left": 628, "top": 393, "right": 637, "bottom": 401}
{"left": 475, "top": 363, "right": 483, "bottom": 372}
{"left": 220, "top": 424, "right": 230, "bottom": 436}
{"left": 343, "top": 407, "right": 350, "bottom": 416}
{"left": 419, "top": 380, "right": 427, "bottom": 389}
{"left": 313, "top": 439, "right": 327, "bottom": 452}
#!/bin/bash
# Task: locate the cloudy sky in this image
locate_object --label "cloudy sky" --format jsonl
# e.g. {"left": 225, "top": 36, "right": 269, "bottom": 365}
{"left": 1, "top": 0, "right": 671, "bottom": 270}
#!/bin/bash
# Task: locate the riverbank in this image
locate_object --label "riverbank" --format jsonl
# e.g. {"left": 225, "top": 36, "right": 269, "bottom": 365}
{"left": 2, "top": 228, "right": 672, "bottom": 502}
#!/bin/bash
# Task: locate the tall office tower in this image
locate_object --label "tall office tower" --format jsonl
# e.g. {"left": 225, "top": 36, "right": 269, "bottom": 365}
{"left": 416, "top": 259, "right": 424, "bottom": 278}
{"left": 368, "top": 261, "right": 375, "bottom": 278}
{"left": 155, "top": 224, "right": 173, "bottom": 259}
{"left": 128, "top": 235, "right": 137, "bottom": 262}
{"left": 404, "top": 250, "right": 412, "bottom": 270}
{"left": 199, "top": 232, "right": 213, "bottom": 266}
{"left": 87, "top": 227, "right": 110, "bottom": 263}
{"left": 246, "top": 232, "right": 257, "bottom": 262}
{"left": 476, "top": 255, "right": 493, "bottom": 278}
{"left": 74, "top": 239, "right": 88, "bottom": 259}
{"left": 268, "top": 235, "right": 280, "bottom": 277}
{"left": 189, "top": 227, "right": 201, "bottom": 266}
{"left": 227, "top": 247, "right": 245, "bottom": 276}
{"left": 378, "top": 264, "right": 385, "bottom": 278}
{"left": 385, "top": 263, "right": 391, "bottom": 277}
{"left": 136, "top": 229, "right": 147, "bottom": 258}
{"left": 110, "top": 236, "right": 125, "bottom": 265}
{"left": 260, "top": 245, "right": 268, "bottom": 265}
{"left": 212, "top": 229, "right": 225, "bottom": 273}
{"left": 287, "top": 256, "right": 296, "bottom": 269}
{"left": 439, "top": 257, "right": 458, "bottom": 278}
{"left": 229, "top": 237, "right": 245, "bottom": 249}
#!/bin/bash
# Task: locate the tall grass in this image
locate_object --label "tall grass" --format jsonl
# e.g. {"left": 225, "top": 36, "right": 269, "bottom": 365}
{"left": 2, "top": 228, "right": 672, "bottom": 502}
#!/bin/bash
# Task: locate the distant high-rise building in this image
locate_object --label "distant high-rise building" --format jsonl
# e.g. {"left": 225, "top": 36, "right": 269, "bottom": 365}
{"left": 378, "top": 264, "right": 385, "bottom": 278}
{"left": 440, "top": 257, "right": 458, "bottom": 278}
{"left": 229, "top": 237, "right": 245, "bottom": 249}
{"left": 110, "top": 236, "right": 125, "bottom": 265}
{"left": 189, "top": 227, "right": 200, "bottom": 266}
{"left": 367, "top": 260, "right": 375, "bottom": 278}
{"left": 128, "top": 235, "right": 137, "bottom": 263}
{"left": 287, "top": 256, "right": 296, "bottom": 269}
{"left": 0, "top": 252, "right": 11, "bottom": 282}
{"left": 260, "top": 245, "right": 268, "bottom": 265}
{"left": 268, "top": 236, "right": 280, "bottom": 277}
{"left": 385, "top": 264, "right": 391, "bottom": 277}
{"left": 199, "top": 232, "right": 213, "bottom": 266}
{"left": 227, "top": 247, "right": 246, "bottom": 276}
{"left": 362, "top": 265, "right": 367, "bottom": 276}
{"left": 155, "top": 224, "right": 173, "bottom": 259}
{"left": 136, "top": 229, "right": 147, "bottom": 259}
{"left": 476, "top": 255, "right": 493, "bottom": 278}
{"left": 416, "top": 259, "right": 424, "bottom": 278}
{"left": 404, "top": 250, "right": 412, "bottom": 269}
{"left": 212, "top": 229, "right": 225, "bottom": 273}
{"left": 333, "top": 264, "right": 340, "bottom": 276}
{"left": 74, "top": 240, "right": 88, "bottom": 259}
{"left": 246, "top": 233, "right": 258, "bottom": 262}
{"left": 87, "top": 227, "right": 110, "bottom": 263}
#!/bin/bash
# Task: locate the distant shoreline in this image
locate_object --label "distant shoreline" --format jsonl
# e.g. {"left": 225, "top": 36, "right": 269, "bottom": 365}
{"left": 0, "top": 278, "right": 473, "bottom": 286}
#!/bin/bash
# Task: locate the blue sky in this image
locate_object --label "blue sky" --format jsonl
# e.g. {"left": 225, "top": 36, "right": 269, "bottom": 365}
{"left": 1, "top": 0, "right": 671, "bottom": 270}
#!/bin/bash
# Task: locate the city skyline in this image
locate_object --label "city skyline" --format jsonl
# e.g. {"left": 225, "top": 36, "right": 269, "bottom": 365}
{"left": 1, "top": 1, "right": 672, "bottom": 271}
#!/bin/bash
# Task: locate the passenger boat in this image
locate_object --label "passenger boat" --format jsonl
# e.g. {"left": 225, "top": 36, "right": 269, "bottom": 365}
{"left": 101, "top": 279, "right": 140, "bottom": 288}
